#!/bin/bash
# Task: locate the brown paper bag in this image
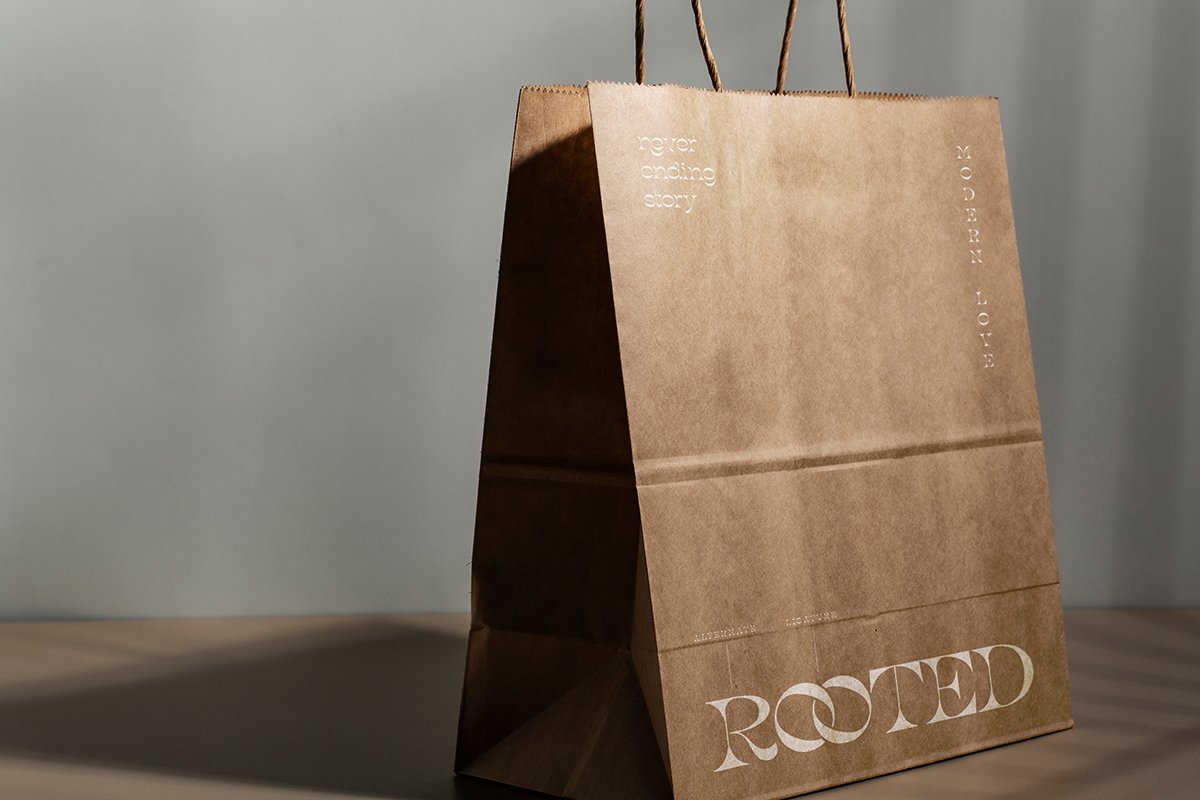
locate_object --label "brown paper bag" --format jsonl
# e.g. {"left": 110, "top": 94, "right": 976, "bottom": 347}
{"left": 456, "top": 3, "right": 1072, "bottom": 797}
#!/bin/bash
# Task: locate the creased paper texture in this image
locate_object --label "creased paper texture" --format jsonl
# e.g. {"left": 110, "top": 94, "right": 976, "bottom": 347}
{"left": 456, "top": 82, "right": 1072, "bottom": 800}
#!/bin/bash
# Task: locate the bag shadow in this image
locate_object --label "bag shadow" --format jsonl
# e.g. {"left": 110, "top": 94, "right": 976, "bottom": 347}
{"left": 0, "top": 617, "right": 535, "bottom": 798}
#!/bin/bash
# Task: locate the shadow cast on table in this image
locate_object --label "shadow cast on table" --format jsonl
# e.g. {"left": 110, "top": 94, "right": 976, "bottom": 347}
{"left": 1040, "top": 610, "right": 1200, "bottom": 799}
{"left": 0, "top": 618, "right": 528, "bottom": 800}
{"left": 1, "top": 611, "right": 1197, "bottom": 799}
{"left": 815, "top": 609, "right": 1200, "bottom": 800}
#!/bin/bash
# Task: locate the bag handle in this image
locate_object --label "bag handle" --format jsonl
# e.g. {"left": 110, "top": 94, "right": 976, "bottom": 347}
{"left": 635, "top": 0, "right": 857, "bottom": 97}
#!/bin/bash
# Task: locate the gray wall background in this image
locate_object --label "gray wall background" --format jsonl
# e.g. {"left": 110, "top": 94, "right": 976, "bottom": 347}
{"left": 0, "top": 1, "right": 1196, "bottom": 619}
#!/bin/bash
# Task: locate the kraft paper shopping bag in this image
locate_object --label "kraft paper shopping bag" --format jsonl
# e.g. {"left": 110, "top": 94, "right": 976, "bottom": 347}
{"left": 456, "top": 3, "right": 1072, "bottom": 798}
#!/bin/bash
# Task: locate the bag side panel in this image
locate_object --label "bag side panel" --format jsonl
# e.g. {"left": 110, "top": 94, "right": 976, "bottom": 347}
{"left": 481, "top": 86, "right": 632, "bottom": 473}
{"left": 457, "top": 86, "right": 659, "bottom": 795}
{"left": 472, "top": 84, "right": 637, "bottom": 652}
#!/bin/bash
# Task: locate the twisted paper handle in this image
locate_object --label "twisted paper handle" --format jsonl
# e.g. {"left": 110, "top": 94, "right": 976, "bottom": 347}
{"left": 636, "top": 0, "right": 857, "bottom": 96}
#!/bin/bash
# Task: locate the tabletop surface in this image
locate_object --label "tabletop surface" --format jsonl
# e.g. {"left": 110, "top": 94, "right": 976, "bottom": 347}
{"left": 0, "top": 609, "right": 1195, "bottom": 799}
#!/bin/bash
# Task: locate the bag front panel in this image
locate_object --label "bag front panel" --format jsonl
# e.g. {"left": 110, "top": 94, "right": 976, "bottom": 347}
{"left": 587, "top": 84, "right": 1040, "bottom": 475}
{"left": 587, "top": 83, "right": 1070, "bottom": 797}
{"left": 658, "top": 584, "right": 1071, "bottom": 799}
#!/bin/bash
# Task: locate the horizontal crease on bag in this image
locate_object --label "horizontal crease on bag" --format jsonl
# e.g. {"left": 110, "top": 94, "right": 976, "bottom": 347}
{"left": 479, "top": 461, "right": 635, "bottom": 488}
{"left": 634, "top": 429, "right": 1044, "bottom": 485}
{"left": 477, "top": 429, "right": 1042, "bottom": 487}
{"left": 477, "top": 431, "right": 1041, "bottom": 489}
{"left": 655, "top": 581, "right": 1063, "bottom": 654}
{"left": 470, "top": 581, "right": 1062, "bottom": 655}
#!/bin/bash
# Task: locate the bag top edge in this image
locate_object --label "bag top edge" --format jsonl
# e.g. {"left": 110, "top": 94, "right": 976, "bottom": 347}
{"left": 520, "top": 81, "right": 997, "bottom": 103}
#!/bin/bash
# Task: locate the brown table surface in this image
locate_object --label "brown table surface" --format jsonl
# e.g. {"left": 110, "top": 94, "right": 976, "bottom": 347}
{"left": 0, "top": 609, "right": 1195, "bottom": 799}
